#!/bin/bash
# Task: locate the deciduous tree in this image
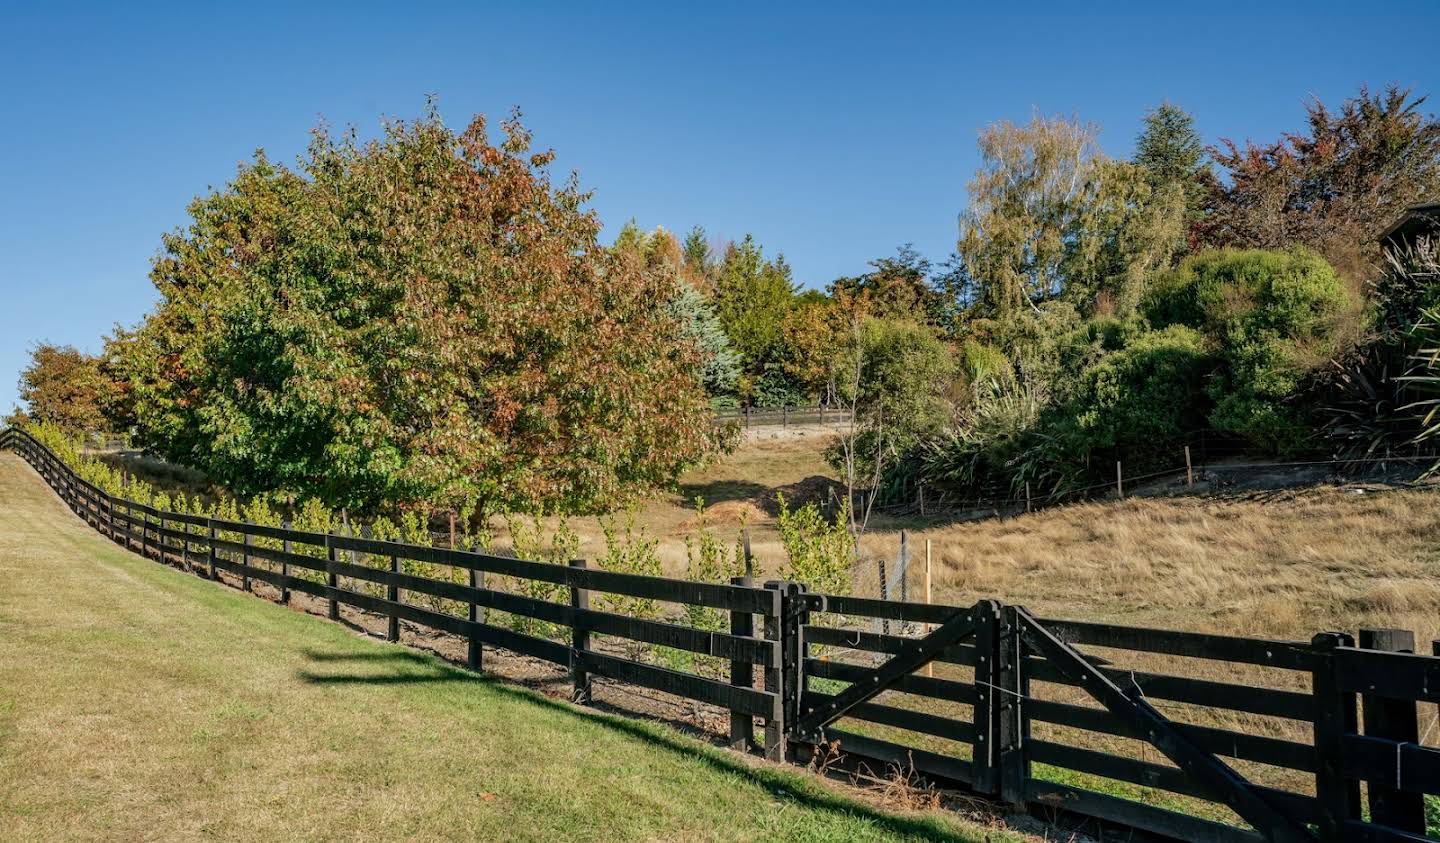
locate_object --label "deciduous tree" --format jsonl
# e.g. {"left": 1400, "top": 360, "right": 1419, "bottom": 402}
{"left": 16, "top": 344, "right": 110, "bottom": 433}
{"left": 125, "top": 107, "right": 720, "bottom": 516}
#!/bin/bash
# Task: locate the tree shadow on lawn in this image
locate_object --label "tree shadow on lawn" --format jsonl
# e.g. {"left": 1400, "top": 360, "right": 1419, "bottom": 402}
{"left": 295, "top": 647, "right": 978, "bottom": 842}
{"left": 675, "top": 479, "right": 769, "bottom": 506}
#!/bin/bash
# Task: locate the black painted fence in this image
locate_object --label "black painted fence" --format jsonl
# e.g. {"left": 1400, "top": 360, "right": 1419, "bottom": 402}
{"left": 5, "top": 426, "right": 1439, "bottom": 842}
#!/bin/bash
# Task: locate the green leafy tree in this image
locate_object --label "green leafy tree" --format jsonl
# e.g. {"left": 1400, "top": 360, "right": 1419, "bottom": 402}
{"left": 829, "top": 317, "right": 955, "bottom": 529}
{"left": 956, "top": 113, "right": 1184, "bottom": 320}
{"left": 828, "top": 245, "right": 946, "bottom": 326}
{"left": 681, "top": 225, "right": 715, "bottom": 288}
{"left": 123, "top": 106, "right": 720, "bottom": 517}
{"left": 612, "top": 223, "right": 740, "bottom": 397}
{"left": 711, "top": 235, "right": 796, "bottom": 387}
{"left": 779, "top": 295, "right": 845, "bottom": 401}
{"left": 17, "top": 344, "right": 111, "bottom": 433}
{"left": 957, "top": 114, "right": 1103, "bottom": 317}
{"left": 1146, "top": 248, "right": 1354, "bottom": 449}
{"left": 1068, "top": 160, "right": 1187, "bottom": 315}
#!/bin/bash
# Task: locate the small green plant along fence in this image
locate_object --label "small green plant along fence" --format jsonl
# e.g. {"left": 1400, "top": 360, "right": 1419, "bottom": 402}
{"left": 4, "top": 426, "right": 1440, "bottom": 843}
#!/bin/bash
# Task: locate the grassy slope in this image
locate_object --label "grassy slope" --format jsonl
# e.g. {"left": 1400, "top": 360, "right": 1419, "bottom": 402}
{"left": 0, "top": 453, "right": 1014, "bottom": 843}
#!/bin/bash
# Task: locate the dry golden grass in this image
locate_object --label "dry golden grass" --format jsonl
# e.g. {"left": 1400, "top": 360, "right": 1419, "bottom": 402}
{"left": 916, "top": 485, "right": 1440, "bottom": 644}
{"left": 521, "top": 426, "right": 1440, "bottom": 650}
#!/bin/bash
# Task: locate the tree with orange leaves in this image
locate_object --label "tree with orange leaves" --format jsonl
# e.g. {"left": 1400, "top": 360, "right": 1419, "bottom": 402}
{"left": 123, "top": 105, "right": 721, "bottom": 517}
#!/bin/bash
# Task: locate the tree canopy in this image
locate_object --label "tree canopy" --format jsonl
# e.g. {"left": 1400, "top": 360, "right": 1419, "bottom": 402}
{"left": 122, "top": 108, "right": 721, "bottom": 516}
{"left": 16, "top": 344, "right": 112, "bottom": 433}
{"left": 1200, "top": 85, "right": 1440, "bottom": 282}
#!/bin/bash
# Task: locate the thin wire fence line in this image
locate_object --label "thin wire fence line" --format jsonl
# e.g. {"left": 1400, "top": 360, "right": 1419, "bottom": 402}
{"left": 860, "top": 449, "right": 1440, "bottom": 517}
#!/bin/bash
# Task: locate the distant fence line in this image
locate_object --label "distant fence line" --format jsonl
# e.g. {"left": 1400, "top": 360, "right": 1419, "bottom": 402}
{"left": 862, "top": 426, "right": 1440, "bottom": 518}
{"left": 713, "top": 404, "right": 852, "bottom": 429}
{"left": 6, "top": 425, "right": 1440, "bottom": 842}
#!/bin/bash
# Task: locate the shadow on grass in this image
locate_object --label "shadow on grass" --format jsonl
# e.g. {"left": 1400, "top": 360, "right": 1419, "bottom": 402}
{"left": 295, "top": 647, "right": 977, "bottom": 842}
{"left": 676, "top": 479, "right": 769, "bottom": 506}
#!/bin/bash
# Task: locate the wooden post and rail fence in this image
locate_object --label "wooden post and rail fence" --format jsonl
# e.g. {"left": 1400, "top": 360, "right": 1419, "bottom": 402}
{"left": 3, "top": 426, "right": 1438, "bottom": 843}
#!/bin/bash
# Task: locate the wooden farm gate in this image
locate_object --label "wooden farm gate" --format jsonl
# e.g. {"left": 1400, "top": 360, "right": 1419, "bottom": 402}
{"left": 791, "top": 590, "right": 1440, "bottom": 842}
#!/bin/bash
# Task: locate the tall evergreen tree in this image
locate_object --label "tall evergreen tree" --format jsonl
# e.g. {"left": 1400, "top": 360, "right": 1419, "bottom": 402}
{"left": 681, "top": 226, "right": 713, "bottom": 280}
{"left": 712, "top": 235, "right": 796, "bottom": 371}
{"left": 1134, "top": 103, "right": 1210, "bottom": 233}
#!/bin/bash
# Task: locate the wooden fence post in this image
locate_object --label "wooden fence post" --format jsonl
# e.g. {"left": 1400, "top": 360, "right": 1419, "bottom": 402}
{"left": 1185, "top": 445, "right": 1194, "bottom": 487}
{"left": 996, "top": 604, "right": 1029, "bottom": 805}
{"left": 780, "top": 582, "right": 808, "bottom": 763}
{"left": 206, "top": 518, "right": 217, "bottom": 581}
{"left": 897, "top": 531, "right": 910, "bottom": 604}
{"left": 729, "top": 575, "right": 756, "bottom": 751}
{"left": 158, "top": 512, "right": 167, "bottom": 565}
{"left": 1116, "top": 460, "right": 1124, "bottom": 498}
{"left": 1358, "top": 628, "right": 1425, "bottom": 833}
{"left": 877, "top": 559, "right": 889, "bottom": 636}
{"left": 280, "top": 523, "right": 291, "bottom": 604}
{"left": 970, "top": 599, "right": 1002, "bottom": 797}
{"left": 326, "top": 533, "right": 339, "bottom": 621}
{"left": 387, "top": 554, "right": 400, "bottom": 642}
{"left": 762, "top": 581, "right": 787, "bottom": 762}
{"left": 242, "top": 527, "right": 252, "bottom": 593}
{"left": 924, "top": 540, "right": 934, "bottom": 678}
{"left": 569, "top": 559, "right": 592, "bottom": 704}
{"left": 467, "top": 548, "right": 482, "bottom": 671}
{"left": 1311, "top": 631, "right": 1361, "bottom": 842}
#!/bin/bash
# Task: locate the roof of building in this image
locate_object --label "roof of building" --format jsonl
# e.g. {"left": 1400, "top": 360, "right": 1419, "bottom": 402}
{"left": 1380, "top": 201, "right": 1440, "bottom": 243}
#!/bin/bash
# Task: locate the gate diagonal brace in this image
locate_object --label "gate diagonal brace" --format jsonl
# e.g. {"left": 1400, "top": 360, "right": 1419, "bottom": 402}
{"left": 792, "top": 608, "right": 977, "bottom": 742}
{"left": 1014, "top": 607, "right": 1315, "bottom": 843}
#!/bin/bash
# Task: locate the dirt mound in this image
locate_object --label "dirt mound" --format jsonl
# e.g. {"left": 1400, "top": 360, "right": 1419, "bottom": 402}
{"left": 761, "top": 475, "right": 845, "bottom": 515}
{"left": 679, "top": 499, "right": 768, "bottom": 529}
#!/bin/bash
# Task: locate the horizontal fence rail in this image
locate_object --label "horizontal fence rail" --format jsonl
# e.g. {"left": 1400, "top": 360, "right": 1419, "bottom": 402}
{"left": 4, "top": 426, "right": 1440, "bottom": 842}
{"left": 713, "top": 404, "right": 852, "bottom": 429}
{"left": 0, "top": 427, "right": 787, "bottom": 758}
{"left": 793, "top": 591, "right": 1440, "bottom": 843}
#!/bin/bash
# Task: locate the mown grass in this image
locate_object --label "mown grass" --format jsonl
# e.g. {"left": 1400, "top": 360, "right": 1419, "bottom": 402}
{"left": 0, "top": 453, "right": 1023, "bottom": 843}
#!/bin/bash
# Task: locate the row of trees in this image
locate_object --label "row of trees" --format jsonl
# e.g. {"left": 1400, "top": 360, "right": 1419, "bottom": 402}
{"left": 13, "top": 84, "right": 1440, "bottom": 520}
{"left": 883, "top": 85, "right": 1440, "bottom": 503}
{"left": 15, "top": 108, "right": 725, "bottom": 521}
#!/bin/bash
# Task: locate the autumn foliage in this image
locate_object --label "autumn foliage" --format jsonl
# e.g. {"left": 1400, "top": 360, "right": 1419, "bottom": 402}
{"left": 122, "top": 107, "right": 721, "bottom": 516}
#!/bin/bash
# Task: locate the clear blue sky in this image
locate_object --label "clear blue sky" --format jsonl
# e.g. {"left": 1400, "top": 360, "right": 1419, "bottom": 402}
{"left": 2, "top": 1, "right": 1437, "bottom": 414}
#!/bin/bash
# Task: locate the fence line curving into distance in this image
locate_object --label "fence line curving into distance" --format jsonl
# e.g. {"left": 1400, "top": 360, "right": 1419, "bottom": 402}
{"left": 3, "top": 426, "right": 1438, "bottom": 843}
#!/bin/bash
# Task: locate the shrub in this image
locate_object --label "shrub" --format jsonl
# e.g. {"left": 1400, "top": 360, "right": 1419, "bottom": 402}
{"left": 1066, "top": 325, "right": 1212, "bottom": 458}
{"left": 1146, "top": 248, "right": 1353, "bottom": 450}
{"left": 596, "top": 509, "right": 663, "bottom": 661}
{"left": 503, "top": 513, "right": 578, "bottom": 639}
{"left": 675, "top": 499, "right": 746, "bottom": 678}
{"left": 776, "top": 493, "right": 853, "bottom": 597}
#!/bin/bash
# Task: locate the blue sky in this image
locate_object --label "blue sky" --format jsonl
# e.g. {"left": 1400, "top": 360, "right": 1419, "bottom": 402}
{"left": 2, "top": 1, "right": 1437, "bottom": 414}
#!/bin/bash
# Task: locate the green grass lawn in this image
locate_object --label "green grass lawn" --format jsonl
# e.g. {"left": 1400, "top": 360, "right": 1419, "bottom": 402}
{"left": 0, "top": 453, "right": 1018, "bottom": 842}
